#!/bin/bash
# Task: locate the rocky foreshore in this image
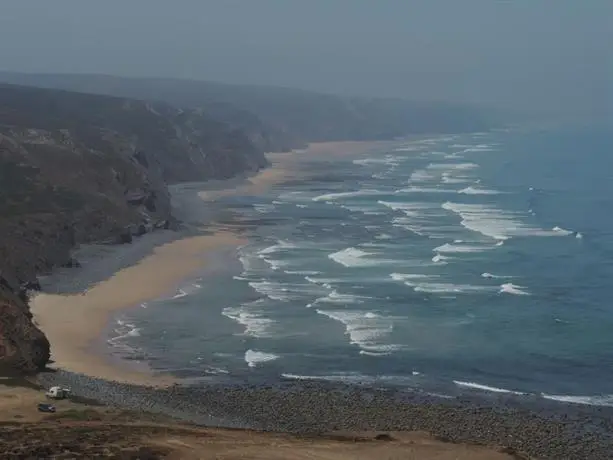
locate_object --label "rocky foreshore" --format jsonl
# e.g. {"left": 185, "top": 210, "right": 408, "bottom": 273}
{"left": 37, "top": 370, "right": 613, "bottom": 459}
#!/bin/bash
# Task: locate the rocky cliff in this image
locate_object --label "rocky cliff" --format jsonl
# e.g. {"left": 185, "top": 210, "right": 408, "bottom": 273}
{"left": 0, "top": 84, "right": 268, "bottom": 374}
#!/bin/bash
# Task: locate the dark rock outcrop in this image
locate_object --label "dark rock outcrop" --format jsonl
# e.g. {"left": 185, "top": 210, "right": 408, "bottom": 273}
{"left": 0, "top": 278, "right": 49, "bottom": 373}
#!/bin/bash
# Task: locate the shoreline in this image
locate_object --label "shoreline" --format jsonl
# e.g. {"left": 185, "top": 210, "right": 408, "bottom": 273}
{"left": 23, "top": 138, "right": 613, "bottom": 458}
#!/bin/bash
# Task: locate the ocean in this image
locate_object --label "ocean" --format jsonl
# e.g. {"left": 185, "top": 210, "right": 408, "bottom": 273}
{"left": 109, "top": 123, "right": 613, "bottom": 407}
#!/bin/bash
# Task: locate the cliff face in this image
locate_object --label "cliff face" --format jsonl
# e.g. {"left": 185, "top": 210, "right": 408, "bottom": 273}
{"left": 0, "top": 84, "right": 267, "bottom": 373}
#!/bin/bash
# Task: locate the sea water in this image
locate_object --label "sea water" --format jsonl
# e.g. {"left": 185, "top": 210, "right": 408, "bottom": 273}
{"left": 112, "top": 123, "right": 613, "bottom": 405}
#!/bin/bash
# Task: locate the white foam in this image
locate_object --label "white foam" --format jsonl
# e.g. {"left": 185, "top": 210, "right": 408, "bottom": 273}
{"left": 203, "top": 367, "right": 230, "bottom": 375}
{"left": 541, "top": 393, "right": 613, "bottom": 407}
{"left": 353, "top": 155, "right": 400, "bottom": 166}
{"left": 390, "top": 273, "right": 435, "bottom": 282}
{"left": 378, "top": 201, "right": 432, "bottom": 216}
{"left": 253, "top": 204, "right": 275, "bottom": 214}
{"left": 427, "top": 162, "right": 478, "bottom": 171}
{"left": 248, "top": 281, "right": 292, "bottom": 301}
{"left": 285, "top": 270, "right": 321, "bottom": 275}
{"left": 108, "top": 319, "right": 141, "bottom": 343}
{"left": 481, "top": 272, "right": 510, "bottom": 279}
{"left": 315, "top": 290, "right": 370, "bottom": 305}
{"left": 412, "top": 282, "right": 493, "bottom": 294}
{"left": 172, "top": 289, "right": 188, "bottom": 299}
{"left": 409, "top": 170, "right": 435, "bottom": 182}
{"left": 258, "top": 240, "right": 299, "bottom": 255}
{"left": 281, "top": 373, "right": 325, "bottom": 381}
{"left": 499, "top": 283, "right": 530, "bottom": 295}
{"left": 431, "top": 254, "right": 449, "bottom": 264}
{"left": 328, "top": 247, "right": 393, "bottom": 268}
{"left": 170, "top": 282, "right": 202, "bottom": 300}
{"left": 245, "top": 349, "right": 280, "bottom": 368}
{"left": 442, "top": 201, "right": 567, "bottom": 240}
{"left": 304, "top": 275, "right": 338, "bottom": 285}
{"left": 253, "top": 280, "right": 331, "bottom": 302}
{"left": 360, "top": 350, "right": 389, "bottom": 356}
{"left": 394, "top": 145, "right": 422, "bottom": 152}
{"left": 222, "top": 299, "right": 275, "bottom": 338}
{"left": 223, "top": 309, "right": 275, "bottom": 338}
{"left": 552, "top": 226, "right": 573, "bottom": 235}
{"left": 458, "top": 186, "right": 501, "bottom": 195}
{"left": 316, "top": 309, "right": 402, "bottom": 354}
{"left": 312, "top": 189, "right": 385, "bottom": 202}
{"left": 281, "top": 372, "right": 376, "bottom": 384}
{"left": 260, "top": 257, "right": 290, "bottom": 271}
{"left": 461, "top": 144, "right": 496, "bottom": 152}
{"left": 576, "top": 232, "right": 583, "bottom": 239}
{"left": 454, "top": 380, "right": 525, "bottom": 395}
{"left": 442, "top": 173, "right": 472, "bottom": 184}
{"left": 340, "top": 203, "right": 383, "bottom": 215}
{"left": 433, "top": 242, "right": 492, "bottom": 254}
{"left": 238, "top": 255, "right": 254, "bottom": 273}
{"left": 396, "top": 186, "right": 456, "bottom": 194}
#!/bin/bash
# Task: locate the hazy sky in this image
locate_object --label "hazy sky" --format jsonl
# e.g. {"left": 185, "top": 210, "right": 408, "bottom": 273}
{"left": 0, "top": 0, "right": 611, "bottom": 117}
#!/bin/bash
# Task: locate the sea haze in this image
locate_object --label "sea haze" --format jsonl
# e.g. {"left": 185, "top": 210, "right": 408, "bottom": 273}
{"left": 112, "top": 123, "right": 613, "bottom": 407}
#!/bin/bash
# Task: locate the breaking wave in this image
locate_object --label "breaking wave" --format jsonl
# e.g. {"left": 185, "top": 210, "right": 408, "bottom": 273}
{"left": 442, "top": 201, "right": 571, "bottom": 240}
{"left": 458, "top": 186, "right": 502, "bottom": 195}
{"left": 454, "top": 380, "right": 525, "bottom": 395}
{"left": 245, "top": 350, "right": 280, "bottom": 368}
{"left": 312, "top": 189, "right": 386, "bottom": 202}
{"left": 499, "top": 283, "right": 530, "bottom": 295}
{"left": 316, "top": 309, "right": 402, "bottom": 355}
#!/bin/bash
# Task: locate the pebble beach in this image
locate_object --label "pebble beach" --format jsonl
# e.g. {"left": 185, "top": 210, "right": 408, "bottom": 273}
{"left": 37, "top": 369, "right": 613, "bottom": 459}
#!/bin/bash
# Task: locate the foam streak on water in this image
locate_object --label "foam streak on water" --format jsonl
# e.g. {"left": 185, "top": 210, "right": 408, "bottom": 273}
{"left": 118, "top": 127, "right": 613, "bottom": 407}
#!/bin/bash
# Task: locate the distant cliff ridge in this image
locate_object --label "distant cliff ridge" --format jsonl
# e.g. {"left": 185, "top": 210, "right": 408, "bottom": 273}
{"left": 0, "top": 72, "right": 497, "bottom": 151}
{"left": 0, "top": 83, "right": 267, "bottom": 373}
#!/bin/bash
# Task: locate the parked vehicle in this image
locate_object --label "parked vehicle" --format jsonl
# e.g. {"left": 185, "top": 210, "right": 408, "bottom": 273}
{"left": 37, "top": 403, "right": 56, "bottom": 413}
{"left": 45, "top": 386, "right": 70, "bottom": 400}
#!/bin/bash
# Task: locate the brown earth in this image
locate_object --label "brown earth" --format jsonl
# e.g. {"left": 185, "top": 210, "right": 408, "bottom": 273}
{"left": 0, "top": 382, "right": 523, "bottom": 460}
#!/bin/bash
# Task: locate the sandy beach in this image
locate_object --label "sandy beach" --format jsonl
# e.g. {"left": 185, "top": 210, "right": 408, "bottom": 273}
{"left": 30, "top": 231, "right": 243, "bottom": 386}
